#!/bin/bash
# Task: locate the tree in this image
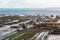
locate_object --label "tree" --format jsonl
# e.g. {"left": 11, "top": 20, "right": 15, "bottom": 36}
{"left": 50, "top": 15, "right": 54, "bottom": 17}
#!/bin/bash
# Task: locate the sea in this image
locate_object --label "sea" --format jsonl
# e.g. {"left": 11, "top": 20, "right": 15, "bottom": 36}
{"left": 0, "top": 8, "right": 60, "bottom": 16}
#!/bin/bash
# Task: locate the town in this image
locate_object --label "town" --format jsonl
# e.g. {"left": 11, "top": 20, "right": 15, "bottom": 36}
{"left": 0, "top": 14, "right": 60, "bottom": 40}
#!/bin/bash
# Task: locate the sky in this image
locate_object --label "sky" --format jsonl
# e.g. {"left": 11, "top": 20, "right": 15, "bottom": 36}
{"left": 0, "top": 0, "right": 60, "bottom": 8}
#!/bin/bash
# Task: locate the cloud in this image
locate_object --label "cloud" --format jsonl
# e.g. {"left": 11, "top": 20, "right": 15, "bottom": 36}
{"left": 0, "top": 0, "right": 60, "bottom": 8}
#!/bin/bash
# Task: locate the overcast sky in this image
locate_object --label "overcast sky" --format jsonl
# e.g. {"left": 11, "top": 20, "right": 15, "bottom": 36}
{"left": 0, "top": 0, "right": 60, "bottom": 8}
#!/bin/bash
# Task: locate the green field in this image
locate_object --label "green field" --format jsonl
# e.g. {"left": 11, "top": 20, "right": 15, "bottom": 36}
{"left": 2, "top": 27, "right": 48, "bottom": 40}
{"left": 2, "top": 27, "right": 36, "bottom": 40}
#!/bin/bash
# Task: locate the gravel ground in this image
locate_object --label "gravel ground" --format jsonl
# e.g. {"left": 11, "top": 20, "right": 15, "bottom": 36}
{"left": 47, "top": 35, "right": 60, "bottom": 40}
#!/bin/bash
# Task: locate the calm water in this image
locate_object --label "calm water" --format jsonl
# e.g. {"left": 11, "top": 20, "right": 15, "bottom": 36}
{"left": 0, "top": 9, "right": 60, "bottom": 15}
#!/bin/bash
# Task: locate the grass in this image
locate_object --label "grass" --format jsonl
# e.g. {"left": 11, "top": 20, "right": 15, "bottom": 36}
{"left": 3, "top": 26, "right": 51, "bottom": 40}
{"left": 14, "top": 28, "right": 42, "bottom": 40}
{"left": 14, "top": 28, "right": 35, "bottom": 40}
{"left": 3, "top": 26, "right": 50, "bottom": 40}
{"left": 2, "top": 27, "right": 35, "bottom": 40}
